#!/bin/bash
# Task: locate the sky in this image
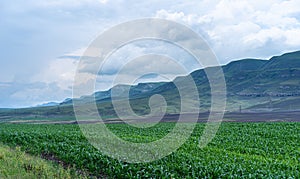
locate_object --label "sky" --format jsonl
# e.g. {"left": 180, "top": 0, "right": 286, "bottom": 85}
{"left": 1, "top": 0, "right": 300, "bottom": 108}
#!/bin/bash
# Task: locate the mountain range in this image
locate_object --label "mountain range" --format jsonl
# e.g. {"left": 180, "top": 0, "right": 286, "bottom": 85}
{"left": 2, "top": 50, "right": 300, "bottom": 119}
{"left": 66, "top": 50, "right": 300, "bottom": 113}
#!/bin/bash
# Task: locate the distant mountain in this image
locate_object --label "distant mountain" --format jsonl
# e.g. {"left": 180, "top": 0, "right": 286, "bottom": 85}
{"left": 4, "top": 50, "right": 300, "bottom": 118}
{"left": 36, "top": 102, "right": 59, "bottom": 107}
{"left": 60, "top": 82, "right": 166, "bottom": 105}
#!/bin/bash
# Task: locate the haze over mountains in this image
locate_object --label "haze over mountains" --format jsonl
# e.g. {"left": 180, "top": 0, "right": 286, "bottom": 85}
{"left": 2, "top": 50, "right": 300, "bottom": 119}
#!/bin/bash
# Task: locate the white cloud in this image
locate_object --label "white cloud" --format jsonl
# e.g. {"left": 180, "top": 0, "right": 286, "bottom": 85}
{"left": 32, "top": 58, "right": 79, "bottom": 90}
{"left": 23, "top": 0, "right": 109, "bottom": 9}
{"left": 270, "top": 0, "right": 300, "bottom": 16}
{"left": 155, "top": 10, "right": 199, "bottom": 25}
{"left": 155, "top": 0, "right": 300, "bottom": 61}
{"left": 243, "top": 27, "right": 285, "bottom": 48}
{"left": 285, "top": 29, "right": 300, "bottom": 46}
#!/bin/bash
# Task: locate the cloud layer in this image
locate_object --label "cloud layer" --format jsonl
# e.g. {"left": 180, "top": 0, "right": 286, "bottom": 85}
{"left": 1, "top": 0, "right": 300, "bottom": 107}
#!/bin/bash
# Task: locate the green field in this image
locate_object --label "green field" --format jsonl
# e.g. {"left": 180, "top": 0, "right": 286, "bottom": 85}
{"left": 0, "top": 122, "right": 299, "bottom": 178}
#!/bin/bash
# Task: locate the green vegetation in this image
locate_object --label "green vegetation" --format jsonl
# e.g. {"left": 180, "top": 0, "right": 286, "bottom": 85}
{"left": 0, "top": 143, "right": 78, "bottom": 178}
{"left": 0, "top": 122, "right": 299, "bottom": 178}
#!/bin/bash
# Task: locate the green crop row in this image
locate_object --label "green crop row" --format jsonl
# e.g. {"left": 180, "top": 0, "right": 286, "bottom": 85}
{"left": 0, "top": 122, "right": 299, "bottom": 178}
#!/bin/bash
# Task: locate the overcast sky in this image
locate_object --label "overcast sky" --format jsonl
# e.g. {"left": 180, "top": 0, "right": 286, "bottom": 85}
{"left": 1, "top": 0, "right": 300, "bottom": 108}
